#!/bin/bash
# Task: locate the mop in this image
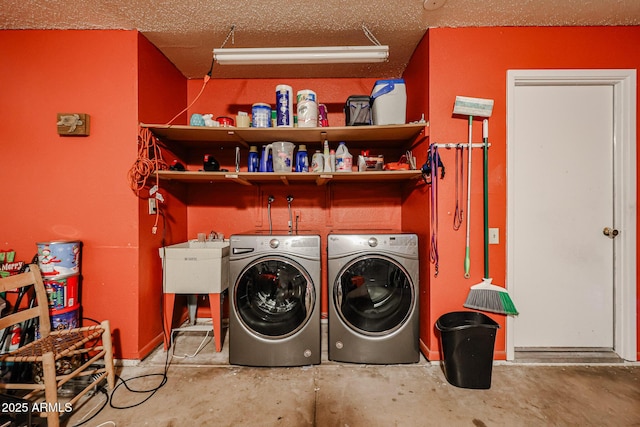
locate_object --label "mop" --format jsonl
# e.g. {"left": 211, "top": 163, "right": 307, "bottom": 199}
{"left": 463, "top": 119, "right": 519, "bottom": 315}
{"left": 453, "top": 96, "right": 494, "bottom": 279}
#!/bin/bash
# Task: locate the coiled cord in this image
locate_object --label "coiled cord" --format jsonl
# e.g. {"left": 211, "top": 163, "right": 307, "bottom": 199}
{"left": 127, "top": 128, "right": 168, "bottom": 195}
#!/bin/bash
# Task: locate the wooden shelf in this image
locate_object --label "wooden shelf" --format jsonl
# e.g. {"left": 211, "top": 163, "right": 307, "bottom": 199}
{"left": 144, "top": 122, "right": 427, "bottom": 185}
{"left": 141, "top": 123, "right": 428, "bottom": 149}
{"left": 155, "top": 170, "right": 423, "bottom": 186}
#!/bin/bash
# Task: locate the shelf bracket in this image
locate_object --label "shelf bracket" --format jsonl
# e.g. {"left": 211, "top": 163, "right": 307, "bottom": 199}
{"left": 279, "top": 175, "right": 290, "bottom": 185}
{"left": 320, "top": 131, "right": 328, "bottom": 143}
{"left": 316, "top": 174, "right": 332, "bottom": 186}
{"left": 224, "top": 174, "right": 252, "bottom": 186}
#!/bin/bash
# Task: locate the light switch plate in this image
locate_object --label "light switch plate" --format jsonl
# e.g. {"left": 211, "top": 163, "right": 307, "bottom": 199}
{"left": 489, "top": 228, "right": 499, "bottom": 244}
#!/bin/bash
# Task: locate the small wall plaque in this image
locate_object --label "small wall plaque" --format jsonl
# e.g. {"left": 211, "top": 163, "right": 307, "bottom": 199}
{"left": 57, "top": 113, "right": 90, "bottom": 136}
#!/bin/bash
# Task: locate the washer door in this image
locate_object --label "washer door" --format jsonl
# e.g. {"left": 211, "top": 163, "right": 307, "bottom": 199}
{"left": 234, "top": 256, "right": 315, "bottom": 339}
{"left": 334, "top": 255, "right": 414, "bottom": 336}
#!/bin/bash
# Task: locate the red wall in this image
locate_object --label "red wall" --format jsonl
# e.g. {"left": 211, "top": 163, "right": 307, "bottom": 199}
{"left": 419, "top": 26, "right": 640, "bottom": 360}
{"left": 0, "top": 30, "right": 140, "bottom": 358}
{"left": 402, "top": 30, "right": 432, "bottom": 358}
{"left": 0, "top": 30, "right": 186, "bottom": 359}
{"left": 136, "top": 34, "right": 188, "bottom": 357}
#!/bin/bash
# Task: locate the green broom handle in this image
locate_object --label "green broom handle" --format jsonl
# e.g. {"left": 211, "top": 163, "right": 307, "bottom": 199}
{"left": 483, "top": 119, "right": 489, "bottom": 278}
{"left": 464, "top": 116, "right": 473, "bottom": 279}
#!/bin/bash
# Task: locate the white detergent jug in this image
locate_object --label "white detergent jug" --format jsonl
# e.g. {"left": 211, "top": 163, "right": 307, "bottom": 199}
{"left": 335, "top": 142, "right": 353, "bottom": 172}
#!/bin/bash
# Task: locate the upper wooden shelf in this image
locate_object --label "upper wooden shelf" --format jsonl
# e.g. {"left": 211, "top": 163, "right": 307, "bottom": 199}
{"left": 141, "top": 123, "right": 428, "bottom": 149}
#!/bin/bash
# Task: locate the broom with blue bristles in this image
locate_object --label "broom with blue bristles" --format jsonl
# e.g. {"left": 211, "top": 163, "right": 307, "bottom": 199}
{"left": 463, "top": 117, "right": 518, "bottom": 315}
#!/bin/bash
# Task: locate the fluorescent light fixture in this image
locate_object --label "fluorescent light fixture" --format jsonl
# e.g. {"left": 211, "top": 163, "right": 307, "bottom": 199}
{"left": 213, "top": 45, "right": 389, "bottom": 65}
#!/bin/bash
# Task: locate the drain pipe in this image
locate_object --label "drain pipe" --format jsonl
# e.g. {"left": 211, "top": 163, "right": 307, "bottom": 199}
{"left": 267, "top": 195, "right": 275, "bottom": 235}
{"left": 286, "top": 195, "right": 294, "bottom": 234}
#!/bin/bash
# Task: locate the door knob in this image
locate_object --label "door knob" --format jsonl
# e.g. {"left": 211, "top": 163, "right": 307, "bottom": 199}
{"left": 603, "top": 227, "right": 620, "bottom": 239}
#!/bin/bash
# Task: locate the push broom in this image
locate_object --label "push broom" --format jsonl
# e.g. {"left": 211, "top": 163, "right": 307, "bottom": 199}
{"left": 453, "top": 96, "right": 494, "bottom": 279}
{"left": 463, "top": 118, "right": 519, "bottom": 315}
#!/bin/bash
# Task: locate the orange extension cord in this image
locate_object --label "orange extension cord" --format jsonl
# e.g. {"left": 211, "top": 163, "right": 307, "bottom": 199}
{"left": 128, "top": 75, "right": 211, "bottom": 233}
{"left": 127, "top": 128, "right": 168, "bottom": 233}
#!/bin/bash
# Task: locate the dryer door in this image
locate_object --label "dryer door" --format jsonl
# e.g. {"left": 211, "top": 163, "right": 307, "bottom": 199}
{"left": 234, "top": 256, "right": 315, "bottom": 339}
{"left": 334, "top": 255, "right": 414, "bottom": 336}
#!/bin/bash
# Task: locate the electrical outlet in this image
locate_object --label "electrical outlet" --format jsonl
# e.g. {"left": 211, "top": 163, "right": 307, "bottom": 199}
{"left": 489, "top": 228, "right": 499, "bottom": 244}
{"left": 148, "top": 198, "right": 157, "bottom": 215}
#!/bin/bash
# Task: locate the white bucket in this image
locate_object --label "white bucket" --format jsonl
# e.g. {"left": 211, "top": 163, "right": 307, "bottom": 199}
{"left": 370, "top": 79, "right": 407, "bottom": 125}
{"left": 271, "top": 141, "right": 295, "bottom": 172}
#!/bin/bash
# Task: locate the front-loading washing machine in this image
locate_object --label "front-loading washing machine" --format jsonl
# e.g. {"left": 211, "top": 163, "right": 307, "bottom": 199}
{"left": 229, "top": 233, "right": 321, "bottom": 366}
{"left": 328, "top": 233, "right": 419, "bottom": 364}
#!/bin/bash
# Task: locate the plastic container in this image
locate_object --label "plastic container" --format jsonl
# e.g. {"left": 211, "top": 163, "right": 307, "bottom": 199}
{"left": 295, "top": 145, "right": 309, "bottom": 172}
{"left": 252, "top": 103, "right": 271, "bottom": 128}
{"left": 271, "top": 141, "right": 295, "bottom": 172}
{"left": 329, "top": 150, "right": 336, "bottom": 172}
{"left": 323, "top": 140, "right": 332, "bottom": 172}
{"left": 276, "top": 84, "right": 293, "bottom": 127}
{"left": 335, "top": 142, "right": 353, "bottom": 172}
{"left": 296, "top": 90, "right": 318, "bottom": 128}
{"left": 370, "top": 79, "right": 407, "bottom": 125}
{"left": 248, "top": 146, "right": 259, "bottom": 172}
{"left": 435, "top": 311, "right": 499, "bottom": 389}
{"left": 311, "top": 151, "right": 324, "bottom": 172}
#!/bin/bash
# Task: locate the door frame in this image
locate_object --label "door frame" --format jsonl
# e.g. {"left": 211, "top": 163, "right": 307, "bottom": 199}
{"left": 506, "top": 69, "right": 637, "bottom": 361}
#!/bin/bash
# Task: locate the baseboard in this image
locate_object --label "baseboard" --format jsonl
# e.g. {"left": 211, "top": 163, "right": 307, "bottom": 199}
{"left": 419, "top": 339, "right": 440, "bottom": 361}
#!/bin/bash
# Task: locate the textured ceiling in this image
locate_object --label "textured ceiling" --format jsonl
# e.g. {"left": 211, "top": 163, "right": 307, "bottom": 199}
{"left": 2, "top": 0, "right": 639, "bottom": 79}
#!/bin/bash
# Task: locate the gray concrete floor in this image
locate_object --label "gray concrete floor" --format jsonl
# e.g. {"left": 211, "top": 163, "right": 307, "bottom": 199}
{"left": 63, "top": 322, "right": 640, "bottom": 427}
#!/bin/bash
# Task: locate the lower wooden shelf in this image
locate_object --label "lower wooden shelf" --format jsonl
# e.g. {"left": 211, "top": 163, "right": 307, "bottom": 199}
{"left": 155, "top": 170, "right": 423, "bottom": 186}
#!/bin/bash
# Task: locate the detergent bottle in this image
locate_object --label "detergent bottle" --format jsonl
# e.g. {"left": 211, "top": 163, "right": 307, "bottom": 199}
{"left": 335, "top": 142, "right": 353, "bottom": 172}
{"left": 248, "top": 146, "right": 259, "bottom": 172}
{"left": 323, "top": 140, "right": 332, "bottom": 172}
{"left": 295, "top": 144, "right": 309, "bottom": 172}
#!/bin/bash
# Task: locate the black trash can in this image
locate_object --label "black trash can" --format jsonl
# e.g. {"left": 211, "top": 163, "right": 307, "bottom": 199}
{"left": 435, "top": 311, "right": 500, "bottom": 389}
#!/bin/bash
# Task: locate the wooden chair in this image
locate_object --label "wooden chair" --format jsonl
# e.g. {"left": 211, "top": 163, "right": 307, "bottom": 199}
{"left": 0, "top": 264, "right": 115, "bottom": 427}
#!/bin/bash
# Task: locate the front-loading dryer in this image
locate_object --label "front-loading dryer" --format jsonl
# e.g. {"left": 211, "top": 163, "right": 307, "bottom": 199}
{"left": 229, "top": 233, "right": 321, "bottom": 366}
{"left": 328, "top": 233, "right": 419, "bottom": 364}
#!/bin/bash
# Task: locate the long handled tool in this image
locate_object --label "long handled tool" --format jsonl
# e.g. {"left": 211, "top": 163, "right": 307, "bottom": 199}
{"left": 463, "top": 116, "right": 473, "bottom": 278}
{"left": 463, "top": 119, "right": 518, "bottom": 315}
{"left": 453, "top": 96, "right": 494, "bottom": 278}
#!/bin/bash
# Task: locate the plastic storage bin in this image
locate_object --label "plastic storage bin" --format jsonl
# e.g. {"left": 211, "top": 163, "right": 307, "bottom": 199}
{"left": 370, "top": 79, "right": 406, "bottom": 125}
{"left": 159, "top": 240, "right": 230, "bottom": 294}
{"left": 435, "top": 311, "right": 500, "bottom": 389}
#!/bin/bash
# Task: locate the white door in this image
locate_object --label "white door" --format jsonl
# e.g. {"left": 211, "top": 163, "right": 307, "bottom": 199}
{"left": 506, "top": 70, "right": 637, "bottom": 360}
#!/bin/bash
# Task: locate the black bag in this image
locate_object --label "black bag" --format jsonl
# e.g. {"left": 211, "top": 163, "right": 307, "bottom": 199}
{"left": 344, "top": 95, "right": 372, "bottom": 126}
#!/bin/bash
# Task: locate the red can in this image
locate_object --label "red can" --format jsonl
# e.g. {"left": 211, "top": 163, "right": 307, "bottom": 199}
{"left": 318, "top": 104, "right": 329, "bottom": 127}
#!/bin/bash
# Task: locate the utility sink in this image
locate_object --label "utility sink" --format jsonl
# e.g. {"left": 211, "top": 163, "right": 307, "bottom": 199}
{"left": 159, "top": 240, "right": 230, "bottom": 294}
{"left": 184, "top": 240, "right": 229, "bottom": 249}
